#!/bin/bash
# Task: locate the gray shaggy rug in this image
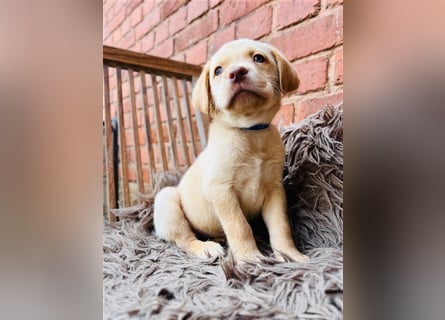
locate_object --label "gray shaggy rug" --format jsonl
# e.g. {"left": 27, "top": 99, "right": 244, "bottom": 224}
{"left": 103, "top": 104, "right": 343, "bottom": 319}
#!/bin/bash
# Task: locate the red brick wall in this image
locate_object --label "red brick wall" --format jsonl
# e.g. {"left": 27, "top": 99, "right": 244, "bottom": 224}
{"left": 103, "top": 0, "right": 343, "bottom": 125}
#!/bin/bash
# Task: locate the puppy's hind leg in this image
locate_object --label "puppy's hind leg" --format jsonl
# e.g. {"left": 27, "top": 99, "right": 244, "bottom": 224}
{"left": 153, "top": 186, "right": 225, "bottom": 259}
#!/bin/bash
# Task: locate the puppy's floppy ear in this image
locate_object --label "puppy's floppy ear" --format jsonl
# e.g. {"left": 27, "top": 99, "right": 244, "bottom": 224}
{"left": 192, "top": 61, "right": 214, "bottom": 115}
{"left": 269, "top": 46, "right": 300, "bottom": 94}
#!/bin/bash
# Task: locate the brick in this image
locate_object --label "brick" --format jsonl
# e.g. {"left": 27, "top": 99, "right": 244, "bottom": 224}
{"left": 171, "top": 53, "right": 186, "bottom": 62}
{"left": 123, "top": 97, "right": 130, "bottom": 113}
{"left": 122, "top": 80, "right": 130, "bottom": 99}
{"left": 173, "top": 78, "right": 186, "bottom": 98}
{"left": 136, "top": 110, "right": 144, "bottom": 126}
{"left": 333, "top": 47, "right": 343, "bottom": 85}
{"left": 130, "top": 7, "right": 142, "bottom": 27}
{"left": 149, "top": 127, "right": 158, "bottom": 144}
{"left": 142, "top": 0, "right": 156, "bottom": 15}
{"left": 127, "top": 165, "right": 136, "bottom": 182}
{"left": 103, "top": 0, "right": 114, "bottom": 18}
{"left": 183, "top": 119, "right": 193, "bottom": 142}
{"left": 270, "top": 10, "right": 343, "bottom": 61}
{"left": 130, "top": 41, "right": 142, "bottom": 52}
{"left": 126, "top": 125, "right": 145, "bottom": 147}
{"left": 188, "top": 0, "right": 209, "bottom": 23}
{"left": 124, "top": 0, "right": 143, "bottom": 15}
{"left": 161, "top": 0, "right": 187, "bottom": 19}
{"left": 113, "top": 0, "right": 125, "bottom": 15}
{"left": 121, "top": 18, "right": 131, "bottom": 37}
{"left": 121, "top": 70, "right": 129, "bottom": 82}
{"left": 119, "top": 31, "right": 135, "bottom": 49}
{"left": 188, "top": 143, "right": 197, "bottom": 162}
{"left": 209, "top": 25, "right": 236, "bottom": 55}
{"left": 272, "top": 104, "right": 295, "bottom": 126}
{"left": 126, "top": 148, "right": 136, "bottom": 166}
{"left": 177, "top": 145, "right": 186, "bottom": 167}
{"left": 325, "top": 0, "right": 343, "bottom": 8}
{"left": 155, "top": 21, "right": 169, "bottom": 45}
{"left": 210, "top": 0, "right": 224, "bottom": 8}
{"left": 296, "top": 92, "right": 343, "bottom": 122}
{"left": 146, "top": 167, "right": 153, "bottom": 184}
{"left": 152, "top": 147, "right": 160, "bottom": 168}
{"left": 150, "top": 39, "right": 173, "bottom": 58}
{"left": 110, "top": 104, "right": 117, "bottom": 119}
{"left": 103, "top": 35, "right": 113, "bottom": 47}
{"left": 219, "top": 0, "right": 268, "bottom": 26}
{"left": 135, "top": 6, "right": 160, "bottom": 40}
{"left": 294, "top": 56, "right": 329, "bottom": 94}
{"left": 176, "top": 10, "right": 218, "bottom": 51}
{"left": 125, "top": 130, "right": 134, "bottom": 147}
{"left": 138, "top": 128, "right": 146, "bottom": 145}
{"left": 157, "top": 98, "right": 171, "bottom": 124}
{"left": 105, "top": 1, "right": 116, "bottom": 18}
{"left": 134, "top": 79, "right": 141, "bottom": 94}
{"left": 142, "top": 167, "right": 150, "bottom": 183}
{"left": 169, "top": 6, "right": 187, "bottom": 35}
{"left": 147, "top": 105, "right": 155, "bottom": 125}
{"left": 161, "top": 123, "right": 174, "bottom": 143}
{"left": 141, "top": 32, "right": 155, "bottom": 53}
{"left": 277, "top": 0, "right": 320, "bottom": 30}
{"left": 111, "top": 28, "right": 122, "bottom": 46}
{"left": 140, "top": 145, "right": 150, "bottom": 163}
{"left": 103, "top": 23, "right": 110, "bottom": 42}
{"left": 237, "top": 6, "right": 272, "bottom": 40}
{"left": 108, "top": 6, "right": 126, "bottom": 33}
{"left": 185, "top": 40, "right": 208, "bottom": 65}
{"left": 124, "top": 113, "right": 131, "bottom": 129}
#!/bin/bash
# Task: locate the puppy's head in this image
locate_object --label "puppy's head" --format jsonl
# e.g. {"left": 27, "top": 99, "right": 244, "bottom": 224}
{"left": 192, "top": 39, "right": 299, "bottom": 127}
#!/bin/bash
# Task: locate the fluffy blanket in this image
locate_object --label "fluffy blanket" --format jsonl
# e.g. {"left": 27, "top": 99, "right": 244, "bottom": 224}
{"left": 103, "top": 104, "right": 343, "bottom": 319}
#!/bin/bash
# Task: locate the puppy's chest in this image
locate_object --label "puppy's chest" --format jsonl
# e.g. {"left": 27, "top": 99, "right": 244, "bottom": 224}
{"left": 233, "top": 152, "right": 281, "bottom": 214}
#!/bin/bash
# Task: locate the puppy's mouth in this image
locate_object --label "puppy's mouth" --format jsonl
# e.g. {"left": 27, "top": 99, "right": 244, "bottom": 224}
{"left": 229, "top": 88, "right": 264, "bottom": 105}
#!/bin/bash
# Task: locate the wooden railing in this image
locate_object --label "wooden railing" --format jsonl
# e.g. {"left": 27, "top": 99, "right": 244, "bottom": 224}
{"left": 103, "top": 46, "right": 206, "bottom": 221}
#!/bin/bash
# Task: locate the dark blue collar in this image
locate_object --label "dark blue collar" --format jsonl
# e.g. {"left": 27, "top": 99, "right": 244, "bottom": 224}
{"left": 239, "top": 123, "right": 270, "bottom": 131}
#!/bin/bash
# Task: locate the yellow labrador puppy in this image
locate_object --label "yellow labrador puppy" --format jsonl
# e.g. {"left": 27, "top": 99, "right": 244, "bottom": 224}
{"left": 154, "top": 39, "right": 308, "bottom": 263}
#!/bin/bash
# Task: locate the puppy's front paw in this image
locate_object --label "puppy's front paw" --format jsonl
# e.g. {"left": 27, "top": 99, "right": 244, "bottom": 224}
{"left": 191, "top": 240, "right": 225, "bottom": 259}
{"left": 234, "top": 250, "right": 265, "bottom": 264}
{"left": 291, "top": 252, "right": 309, "bottom": 263}
{"left": 276, "top": 250, "right": 309, "bottom": 263}
{"left": 204, "top": 241, "right": 225, "bottom": 258}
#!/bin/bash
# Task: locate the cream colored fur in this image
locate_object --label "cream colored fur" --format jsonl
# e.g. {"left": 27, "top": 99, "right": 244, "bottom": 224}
{"left": 154, "top": 39, "right": 308, "bottom": 263}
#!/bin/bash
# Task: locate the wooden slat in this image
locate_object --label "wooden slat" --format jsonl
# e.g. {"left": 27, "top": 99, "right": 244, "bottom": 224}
{"left": 102, "top": 46, "right": 210, "bottom": 218}
{"left": 128, "top": 69, "right": 145, "bottom": 195}
{"left": 150, "top": 75, "right": 168, "bottom": 172}
{"left": 103, "top": 65, "right": 117, "bottom": 222}
{"left": 160, "top": 75, "right": 179, "bottom": 171}
{"left": 140, "top": 71, "right": 156, "bottom": 191}
{"left": 181, "top": 79, "right": 198, "bottom": 159}
{"left": 170, "top": 77, "right": 190, "bottom": 167}
{"left": 103, "top": 46, "right": 202, "bottom": 79}
{"left": 116, "top": 68, "right": 131, "bottom": 207}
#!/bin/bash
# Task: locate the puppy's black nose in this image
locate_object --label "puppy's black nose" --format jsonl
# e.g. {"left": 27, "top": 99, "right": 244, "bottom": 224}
{"left": 229, "top": 66, "right": 248, "bottom": 83}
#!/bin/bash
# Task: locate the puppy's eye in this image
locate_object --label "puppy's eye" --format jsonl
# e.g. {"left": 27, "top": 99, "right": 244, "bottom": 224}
{"left": 253, "top": 54, "right": 265, "bottom": 63}
{"left": 214, "top": 66, "right": 223, "bottom": 76}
